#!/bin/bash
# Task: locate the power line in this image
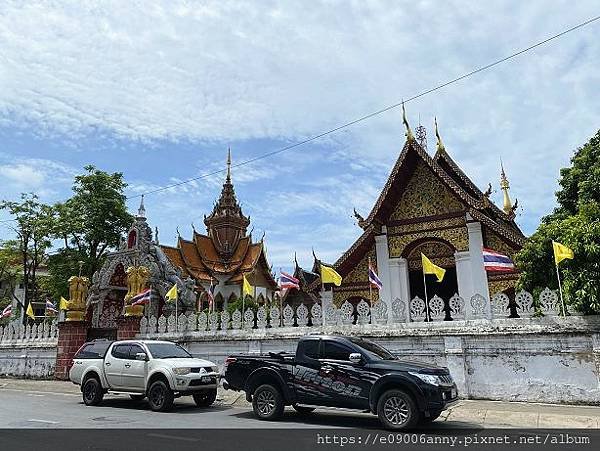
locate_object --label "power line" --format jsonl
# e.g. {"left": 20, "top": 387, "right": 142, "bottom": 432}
{"left": 127, "top": 14, "right": 600, "bottom": 198}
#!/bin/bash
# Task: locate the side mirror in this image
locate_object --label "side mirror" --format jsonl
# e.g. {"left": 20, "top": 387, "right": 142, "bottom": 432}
{"left": 349, "top": 353, "right": 362, "bottom": 364}
{"left": 135, "top": 352, "right": 148, "bottom": 361}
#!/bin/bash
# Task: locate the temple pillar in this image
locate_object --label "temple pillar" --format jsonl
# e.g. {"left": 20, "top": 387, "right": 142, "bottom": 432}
{"left": 375, "top": 227, "right": 392, "bottom": 317}
{"left": 454, "top": 251, "right": 473, "bottom": 319}
{"left": 389, "top": 257, "right": 410, "bottom": 322}
{"left": 320, "top": 290, "right": 333, "bottom": 325}
{"left": 466, "top": 218, "right": 491, "bottom": 318}
{"left": 55, "top": 321, "right": 88, "bottom": 380}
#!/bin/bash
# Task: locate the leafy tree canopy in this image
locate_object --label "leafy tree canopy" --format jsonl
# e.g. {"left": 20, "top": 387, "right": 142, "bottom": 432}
{"left": 516, "top": 130, "right": 600, "bottom": 313}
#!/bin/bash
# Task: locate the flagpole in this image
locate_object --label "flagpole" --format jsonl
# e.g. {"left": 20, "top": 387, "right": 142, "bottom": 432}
{"left": 556, "top": 264, "right": 567, "bottom": 317}
{"left": 175, "top": 286, "right": 178, "bottom": 333}
{"left": 422, "top": 272, "right": 430, "bottom": 322}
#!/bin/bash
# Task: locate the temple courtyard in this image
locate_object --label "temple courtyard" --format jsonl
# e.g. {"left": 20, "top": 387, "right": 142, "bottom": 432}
{"left": 1, "top": 378, "right": 599, "bottom": 429}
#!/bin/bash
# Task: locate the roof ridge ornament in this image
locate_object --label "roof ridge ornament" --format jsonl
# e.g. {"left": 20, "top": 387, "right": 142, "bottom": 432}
{"left": 500, "top": 158, "right": 516, "bottom": 217}
{"left": 226, "top": 147, "right": 232, "bottom": 183}
{"left": 137, "top": 194, "right": 146, "bottom": 218}
{"left": 434, "top": 116, "right": 446, "bottom": 153}
{"left": 402, "top": 101, "right": 415, "bottom": 142}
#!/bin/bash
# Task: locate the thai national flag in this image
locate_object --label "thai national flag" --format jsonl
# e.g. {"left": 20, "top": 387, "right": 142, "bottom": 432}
{"left": 368, "top": 263, "right": 383, "bottom": 290}
{"left": 279, "top": 271, "right": 300, "bottom": 290}
{"left": 131, "top": 288, "right": 152, "bottom": 306}
{"left": 1, "top": 304, "right": 12, "bottom": 319}
{"left": 483, "top": 248, "right": 515, "bottom": 272}
{"left": 207, "top": 280, "right": 215, "bottom": 308}
{"left": 45, "top": 300, "right": 58, "bottom": 314}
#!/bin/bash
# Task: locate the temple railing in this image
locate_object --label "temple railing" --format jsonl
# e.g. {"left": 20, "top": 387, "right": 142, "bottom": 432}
{"left": 138, "top": 288, "right": 570, "bottom": 336}
{"left": 0, "top": 320, "right": 59, "bottom": 345}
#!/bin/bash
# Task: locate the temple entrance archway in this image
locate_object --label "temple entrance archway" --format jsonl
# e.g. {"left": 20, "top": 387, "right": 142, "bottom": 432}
{"left": 404, "top": 239, "right": 458, "bottom": 319}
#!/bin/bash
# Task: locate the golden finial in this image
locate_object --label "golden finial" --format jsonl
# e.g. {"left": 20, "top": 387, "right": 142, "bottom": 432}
{"left": 500, "top": 158, "right": 514, "bottom": 215}
{"left": 434, "top": 116, "right": 445, "bottom": 153}
{"left": 402, "top": 101, "right": 414, "bottom": 141}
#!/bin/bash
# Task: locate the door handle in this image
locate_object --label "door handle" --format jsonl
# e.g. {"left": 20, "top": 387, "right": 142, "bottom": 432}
{"left": 105, "top": 362, "right": 111, "bottom": 366}
{"left": 124, "top": 364, "right": 131, "bottom": 368}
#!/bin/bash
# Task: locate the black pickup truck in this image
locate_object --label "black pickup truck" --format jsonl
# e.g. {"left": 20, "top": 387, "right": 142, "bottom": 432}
{"left": 223, "top": 335, "right": 458, "bottom": 429}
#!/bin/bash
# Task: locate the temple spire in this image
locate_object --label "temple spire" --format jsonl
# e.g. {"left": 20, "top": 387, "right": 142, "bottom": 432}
{"left": 226, "top": 147, "right": 232, "bottom": 183}
{"left": 500, "top": 159, "right": 513, "bottom": 215}
{"left": 137, "top": 194, "right": 146, "bottom": 218}
{"left": 434, "top": 117, "right": 445, "bottom": 153}
{"left": 402, "top": 102, "right": 415, "bottom": 141}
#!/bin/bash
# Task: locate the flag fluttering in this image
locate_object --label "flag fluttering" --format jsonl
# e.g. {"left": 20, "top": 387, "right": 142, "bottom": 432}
{"left": 59, "top": 297, "right": 69, "bottom": 310}
{"left": 243, "top": 275, "right": 254, "bottom": 297}
{"left": 165, "top": 284, "right": 178, "bottom": 302}
{"left": 207, "top": 279, "right": 216, "bottom": 310}
{"left": 368, "top": 262, "right": 383, "bottom": 290}
{"left": 45, "top": 300, "right": 58, "bottom": 315}
{"left": 279, "top": 271, "right": 300, "bottom": 290}
{"left": 483, "top": 248, "right": 515, "bottom": 272}
{"left": 25, "top": 302, "right": 35, "bottom": 320}
{"left": 320, "top": 264, "right": 342, "bottom": 286}
{"left": 553, "top": 241, "right": 574, "bottom": 265}
{"left": 421, "top": 253, "right": 445, "bottom": 282}
{"left": 131, "top": 288, "right": 152, "bottom": 306}
{"left": 1, "top": 305, "right": 12, "bottom": 319}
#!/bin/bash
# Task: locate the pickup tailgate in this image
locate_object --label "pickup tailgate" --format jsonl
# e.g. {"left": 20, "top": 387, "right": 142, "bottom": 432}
{"left": 224, "top": 353, "right": 294, "bottom": 391}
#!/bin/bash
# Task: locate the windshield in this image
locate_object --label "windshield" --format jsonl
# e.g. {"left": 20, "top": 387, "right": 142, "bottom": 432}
{"left": 145, "top": 342, "right": 192, "bottom": 359}
{"left": 348, "top": 337, "right": 396, "bottom": 360}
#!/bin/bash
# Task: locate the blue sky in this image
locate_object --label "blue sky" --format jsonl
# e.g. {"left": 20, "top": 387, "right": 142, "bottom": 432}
{"left": 0, "top": 1, "right": 599, "bottom": 272}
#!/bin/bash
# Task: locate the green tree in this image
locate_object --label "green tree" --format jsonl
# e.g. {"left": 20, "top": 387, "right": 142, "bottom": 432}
{"left": 515, "top": 130, "right": 600, "bottom": 314}
{"left": 0, "top": 194, "right": 54, "bottom": 320}
{"left": 47, "top": 166, "right": 133, "bottom": 299}
{"left": 0, "top": 241, "right": 22, "bottom": 324}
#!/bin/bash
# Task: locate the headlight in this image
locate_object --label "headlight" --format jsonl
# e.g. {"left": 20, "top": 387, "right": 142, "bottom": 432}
{"left": 173, "top": 367, "right": 191, "bottom": 375}
{"left": 409, "top": 372, "right": 441, "bottom": 386}
{"left": 211, "top": 366, "right": 218, "bottom": 373}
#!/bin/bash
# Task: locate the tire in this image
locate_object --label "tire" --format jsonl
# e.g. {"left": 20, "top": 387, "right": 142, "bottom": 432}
{"left": 130, "top": 394, "right": 146, "bottom": 401}
{"left": 377, "top": 389, "right": 418, "bottom": 430}
{"left": 147, "top": 380, "right": 174, "bottom": 412}
{"left": 193, "top": 389, "right": 217, "bottom": 407}
{"left": 252, "top": 384, "right": 284, "bottom": 421}
{"left": 292, "top": 405, "right": 315, "bottom": 415}
{"left": 421, "top": 410, "right": 442, "bottom": 424}
{"left": 82, "top": 376, "right": 104, "bottom": 406}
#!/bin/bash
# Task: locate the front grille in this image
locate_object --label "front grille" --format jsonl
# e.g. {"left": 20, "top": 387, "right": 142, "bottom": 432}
{"left": 190, "top": 366, "right": 213, "bottom": 374}
{"left": 439, "top": 374, "right": 453, "bottom": 385}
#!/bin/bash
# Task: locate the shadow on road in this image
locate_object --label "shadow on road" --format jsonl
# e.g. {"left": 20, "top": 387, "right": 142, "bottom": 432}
{"left": 79, "top": 396, "right": 234, "bottom": 414}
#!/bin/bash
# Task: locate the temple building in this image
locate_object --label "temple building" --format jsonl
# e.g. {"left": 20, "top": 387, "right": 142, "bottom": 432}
{"left": 159, "top": 150, "right": 278, "bottom": 309}
{"left": 306, "top": 109, "right": 525, "bottom": 317}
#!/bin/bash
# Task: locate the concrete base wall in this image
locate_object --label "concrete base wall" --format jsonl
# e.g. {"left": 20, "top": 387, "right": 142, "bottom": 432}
{"left": 0, "top": 344, "right": 57, "bottom": 378}
{"left": 144, "top": 317, "right": 600, "bottom": 405}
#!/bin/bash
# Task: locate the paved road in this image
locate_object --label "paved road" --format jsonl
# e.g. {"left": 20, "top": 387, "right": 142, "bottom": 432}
{"left": 0, "top": 387, "right": 482, "bottom": 430}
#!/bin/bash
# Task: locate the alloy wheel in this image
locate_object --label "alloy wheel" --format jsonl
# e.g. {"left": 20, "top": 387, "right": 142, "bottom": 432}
{"left": 383, "top": 395, "right": 409, "bottom": 425}
{"left": 256, "top": 389, "right": 276, "bottom": 416}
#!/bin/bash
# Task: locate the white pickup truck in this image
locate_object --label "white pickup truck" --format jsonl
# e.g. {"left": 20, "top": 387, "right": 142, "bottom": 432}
{"left": 69, "top": 339, "right": 219, "bottom": 412}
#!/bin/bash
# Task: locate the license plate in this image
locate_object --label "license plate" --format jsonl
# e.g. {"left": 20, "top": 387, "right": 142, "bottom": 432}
{"left": 201, "top": 376, "right": 214, "bottom": 383}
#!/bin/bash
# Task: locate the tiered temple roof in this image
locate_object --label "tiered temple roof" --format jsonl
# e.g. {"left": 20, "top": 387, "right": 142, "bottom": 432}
{"left": 159, "top": 150, "right": 277, "bottom": 290}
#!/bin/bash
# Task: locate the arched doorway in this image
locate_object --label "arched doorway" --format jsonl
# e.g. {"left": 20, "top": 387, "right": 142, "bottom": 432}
{"left": 404, "top": 239, "right": 458, "bottom": 320}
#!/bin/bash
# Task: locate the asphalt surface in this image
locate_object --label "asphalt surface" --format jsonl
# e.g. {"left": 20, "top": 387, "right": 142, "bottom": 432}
{"left": 0, "top": 387, "right": 482, "bottom": 430}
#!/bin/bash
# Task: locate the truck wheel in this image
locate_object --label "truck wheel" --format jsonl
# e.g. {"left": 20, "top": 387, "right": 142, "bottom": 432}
{"left": 292, "top": 405, "right": 315, "bottom": 415}
{"left": 252, "top": 384, "right": 284, "bottom": 421}
{"left": 147, "top": 380, "right": 174, "bottom": 412}
{"left": 82, "top": 377, "right": 104, "bottom": 406}
{"left": 377, "top": 389, "right": 418, "bottom": 430}
{"left": 193, "top": 389, "right": 217, "bottom": 407}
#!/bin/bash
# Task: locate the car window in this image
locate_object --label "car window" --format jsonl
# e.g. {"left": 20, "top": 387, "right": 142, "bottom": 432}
{"left": 321, "top": 341, "right": 352, "bottom": 361}
{"left": 145, "top": 342, "right": 192, "bottom": 359}
{"left": 298, "top": 339, "right": 319, "bottom": 359}
{"left": 75, "top": 341, "right": 112, "bottom": 359}
{"left": 128, "top": 344, "right": 145, "bottom": 359}
{"left": 111, "top": 344, "right": 131, "bottom": 359}
{"left": 347, "top": 337, "right": 396, "bottom": 360}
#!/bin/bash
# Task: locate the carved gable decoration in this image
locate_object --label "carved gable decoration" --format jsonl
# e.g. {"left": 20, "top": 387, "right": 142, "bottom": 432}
{"left": 390, "top": 161, "right": 465, "bottom": 221}
{"left": 342, "top": 246, "right": 377, "bottom": 285}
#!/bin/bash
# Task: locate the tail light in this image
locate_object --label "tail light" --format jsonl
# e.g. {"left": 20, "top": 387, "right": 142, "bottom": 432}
{"left": 224, "top": 357, "right": 237, "bottom": 369}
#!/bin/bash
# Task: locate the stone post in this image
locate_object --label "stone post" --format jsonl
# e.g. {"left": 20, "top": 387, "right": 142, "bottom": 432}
{"left": 466, "top": 218, "right": 491, "bottom": 318}
{"left": 116, "top": 316, "right": 141, "bottom": 340}
{"left": 389, "top": 257, "right": 411, "bottom": 322}
{"left": 375, "top": 227, "right": 392, "bottom": 318}
{"left": 55, "top": 321, "right": 88, "bottom": 380}
{"left": 454, "top": 251, "right": 473, "bottom": 319}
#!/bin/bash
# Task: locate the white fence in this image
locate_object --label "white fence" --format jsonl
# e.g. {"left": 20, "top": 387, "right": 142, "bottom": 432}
{"left": 0, "top": 320, "right": 58, "bottom": 345}
{"left": 139, "top": 288, "right": 565, "bottom": 335}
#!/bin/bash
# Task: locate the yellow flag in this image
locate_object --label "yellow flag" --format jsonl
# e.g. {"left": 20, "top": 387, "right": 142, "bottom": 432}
{"left": 553, "top": 241, "right": 574, "bottom": 265}
{"left": 243, "top": 275, "right": 254, "bottom": 297}
{"left": 165, "top": 284, "right": 178, "bottom": 302}
{"left": 26, "top": 302, "right": 35, "bottom": 320}
{"left": 421, "top": 253, "right": 445, "bottom": 282}
{"left": 320, "top": 264, "right": 342, "bottom": 286}
{"left": 59, "top": 297, "right": 69, "bottom": 310}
